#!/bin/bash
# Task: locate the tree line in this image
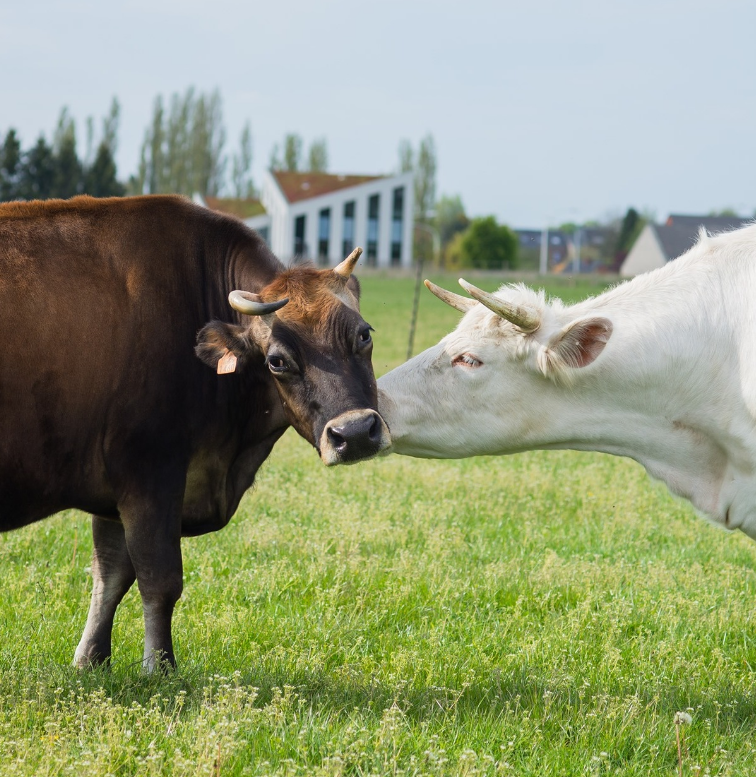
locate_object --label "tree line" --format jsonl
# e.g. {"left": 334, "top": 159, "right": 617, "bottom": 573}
{"left": 0, "top": 87, "right": 673, "bottom": 271}
{"left": 0, "top": 100, "right": 125, "bottom": 201}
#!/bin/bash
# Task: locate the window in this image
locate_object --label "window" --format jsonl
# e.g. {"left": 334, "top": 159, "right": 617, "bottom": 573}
{"left": 342, "top": 201, "right": 355, "bottom": 257}
{"left": 318, "top": 208, "right": 331, "bottom": 265}
{"left": 293, "top": 214, "right": 306, "bottom": 259}
{"left": 256, "top": 225, "right": 270, "bottom": 246}
{"left": 367, "top": 194, "right": 379, "bottom": 266}
{"left": 390, "top": 187, "right": 403, "bottom": 265}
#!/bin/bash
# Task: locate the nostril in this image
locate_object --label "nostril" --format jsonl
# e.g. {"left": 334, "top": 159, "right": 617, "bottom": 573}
{"left": 327, "top": 426, "right": 347, "bottom": 451}
{"left": 368, "top": 415, "right": 379, "bottom": 442}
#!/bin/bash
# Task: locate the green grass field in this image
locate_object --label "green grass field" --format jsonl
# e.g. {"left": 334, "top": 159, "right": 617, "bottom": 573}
{"left": 2, "top": 274, "right": 756, "bottom": 776}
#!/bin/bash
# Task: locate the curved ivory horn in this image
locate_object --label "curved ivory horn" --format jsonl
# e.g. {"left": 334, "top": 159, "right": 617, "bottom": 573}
{"left": 458, "top": 279, "right": 540, "bottom": 332}
{"left": 228, "top": 290, "right": 289, "bottom": 316}
{"left": 424, "top": 279, "right": 476, "bottom": 313}
{"left": 333, "top": 246, "right": 363, "bottom": 278}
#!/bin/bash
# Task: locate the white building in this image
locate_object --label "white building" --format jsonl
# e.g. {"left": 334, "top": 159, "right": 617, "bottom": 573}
{"left": 200, "top": 169, "right": 414, "bottom": 269}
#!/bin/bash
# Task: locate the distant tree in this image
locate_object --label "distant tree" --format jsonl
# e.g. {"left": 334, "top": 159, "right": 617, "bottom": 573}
{"left": 17, "top": 135, "right": 55, "bottom": 200}
{"left": 83, "top": 117, "right": 95, "bottom": 171}
{"left": 399, "top": 134, "right": 438, "bottom": 262}
{"left": 51, "top": 108, "right": 83, "bottom": 199}
{"left": 397, "top": 139, "right": 413, "bottom": 173}
{"left": 0, "top": 129, "right": 22, "bottom": 201}
{"left": 444, "top": 229, "right": 467, "bottom": 270}
{"left": 614, "top": 207, "right": 644, "bottom": 257}
{"left": 415, "top": 134, "right": 436, "bottom": 222}
{"left": 307, "top": 137, "right": 328, "bottom": 173}
{"left": 190, "top": 90, "right": 226, "bottom": 196}
{"left": 84, "top": 143, "right": 125, "bottom": 197}
{"left": 102, "top": 97, "right": 120, "bottom": 157}
{"left": 458, "top": 216, "right": 518, "bottom": 270}
{"left": 283, "top": 134, "right": 303, "bottom": 172}
{"left": 143, "top": 95, "right": 166, "bottom": 194}
{"left": 269, "top": 134, "right": 328, "bottom": 174}
{"left": 268, "top": 143, "right": 281, "bottom": 170}
{"left": 231, "top": 122, "right": 254, "bottom": 198}
{"left": 83, "top": 97, "right": 125, "bottom": 197}
{"left": 435, "top": 194, "right": 469, "bottom": 260}
{"left": 708, "top": 207, "right": 739, "bottom": 217}
{"left": 135, "top": 88, "right": 226, "bottom": 196}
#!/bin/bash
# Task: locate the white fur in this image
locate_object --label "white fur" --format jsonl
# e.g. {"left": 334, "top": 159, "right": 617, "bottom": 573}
{"left": 378, "top": 222, "right": 756, "bottom": 539}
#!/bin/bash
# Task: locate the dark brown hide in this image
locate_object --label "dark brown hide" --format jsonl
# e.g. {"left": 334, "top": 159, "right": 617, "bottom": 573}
{"left": 0, "top": 195, "right": 384, "bottom": 670}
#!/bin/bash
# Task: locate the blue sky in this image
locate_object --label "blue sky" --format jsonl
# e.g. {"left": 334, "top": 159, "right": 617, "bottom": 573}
{"left": 1, "top": 0, "right": 754, "bottom": 227}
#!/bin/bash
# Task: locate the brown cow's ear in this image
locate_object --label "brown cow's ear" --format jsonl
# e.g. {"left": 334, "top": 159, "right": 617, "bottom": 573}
{"left": 346, "top": 275, "right": 361, "bottom": 304}
{"left": 195, "top": 321, "right": 260, "bottom": 374}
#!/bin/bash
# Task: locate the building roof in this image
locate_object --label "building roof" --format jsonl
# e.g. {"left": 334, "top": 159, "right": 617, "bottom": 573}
{"left": 204, "top": 196, "right": 267, "bottom": 219}
{"left": 654, "top": 214, "right": 751, "bottom": 260}
{"left": 665, "top": 214, "right": 748, "bottom": 231}
{"left": 271, "top": 171, "right": 385, "bottom": 203}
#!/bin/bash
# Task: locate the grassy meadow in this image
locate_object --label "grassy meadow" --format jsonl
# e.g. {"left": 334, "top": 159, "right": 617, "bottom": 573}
{"left": 2, "top": 273, "right": 756, "bottom": 775}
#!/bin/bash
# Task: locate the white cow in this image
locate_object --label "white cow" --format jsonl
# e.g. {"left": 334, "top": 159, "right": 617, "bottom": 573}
{"left": 378, "top": 223, "right": 756, "bottom": 540}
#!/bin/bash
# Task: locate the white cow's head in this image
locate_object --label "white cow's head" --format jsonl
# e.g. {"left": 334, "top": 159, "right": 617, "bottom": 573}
{"left": 377, "top": 280, "right": 613, "bottom": 458}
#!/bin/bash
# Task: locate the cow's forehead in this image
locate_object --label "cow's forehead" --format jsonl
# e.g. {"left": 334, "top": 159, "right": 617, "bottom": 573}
{"left": 443, "top": 286, "right": 555, "bottom": 354}
{"left": 260, "top": 267, "right": 360, "bottom": 331}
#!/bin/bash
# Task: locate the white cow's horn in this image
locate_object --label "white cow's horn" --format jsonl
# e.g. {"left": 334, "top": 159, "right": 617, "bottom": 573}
{"left": 228, "top": 290, "right": 289, "bottom": 316}
{"left": 333, "top": 247, "right": 363, "bottom": 278}
{"left": 424, "top": 279, "right": 475, "bottom": 313}
{"left": 458, "top": 279, "right": 540, "bottom": 332}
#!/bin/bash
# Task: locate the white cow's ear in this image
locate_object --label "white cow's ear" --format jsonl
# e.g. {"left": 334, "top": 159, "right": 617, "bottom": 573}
{"left": 538, "top": 317, "right": 612, "bottom": 379}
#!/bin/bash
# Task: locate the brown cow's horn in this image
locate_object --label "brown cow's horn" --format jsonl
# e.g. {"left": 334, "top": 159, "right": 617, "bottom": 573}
{"left": 458, "top": 279, "right": 540, "bottom": 332}
{"left": 228, "top": 290, "right": 289, "bottom": 316}
{"left": 424, "top": 279, "right": 476, "bottom": 313}
{"left": 333, "top": 246, "right": 363, "bottom": 278}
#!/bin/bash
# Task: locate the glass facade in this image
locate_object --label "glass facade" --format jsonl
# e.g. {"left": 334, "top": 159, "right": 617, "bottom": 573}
{"left": 293, "top": 214, "right": 306, "bottom": 259}
{"left": 318, "top": 208, "right": 331, "bottom": 265}
{"left": 342, "top": 201, "right": 355, "bottom": 257}
{"left": 367, "top": 194, "right": 379, "bottom": 266}
{"left": 391, "top": 187, "right": 403, "bottom": 265}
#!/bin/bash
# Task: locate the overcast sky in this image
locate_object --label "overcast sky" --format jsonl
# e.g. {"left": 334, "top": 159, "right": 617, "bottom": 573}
{"left": 1, "top": 0, "right": 754, "bottom": 227}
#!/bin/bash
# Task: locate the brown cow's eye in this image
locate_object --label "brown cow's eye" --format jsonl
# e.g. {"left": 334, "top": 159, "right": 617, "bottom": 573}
{"left": 267, "top": 355, "right": 288, "bottom": 373}
{"left": 358, "top": 327, "right": 373, "bottom": 346}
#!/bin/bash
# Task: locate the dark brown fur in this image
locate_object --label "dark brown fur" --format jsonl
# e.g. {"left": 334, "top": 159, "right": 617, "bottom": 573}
{"left": 0, "top": 195, "right": 382, "bottom": 669}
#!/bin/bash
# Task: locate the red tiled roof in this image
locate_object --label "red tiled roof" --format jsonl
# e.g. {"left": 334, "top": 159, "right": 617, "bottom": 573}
{"left": 272, "top": 171, "right": 385, "bottom": 203}
{"left": 205, "top": 196, "right": 266, "bottom": 219}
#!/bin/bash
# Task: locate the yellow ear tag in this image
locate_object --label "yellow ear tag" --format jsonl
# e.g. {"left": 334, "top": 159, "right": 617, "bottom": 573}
{"left": 217, "top": 350, "right": 238, "bottom": 375}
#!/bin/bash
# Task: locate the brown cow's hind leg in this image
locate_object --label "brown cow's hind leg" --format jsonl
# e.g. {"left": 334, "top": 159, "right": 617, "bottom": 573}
{"left": 74, "top": 516, "right": 136, "bottom": 668}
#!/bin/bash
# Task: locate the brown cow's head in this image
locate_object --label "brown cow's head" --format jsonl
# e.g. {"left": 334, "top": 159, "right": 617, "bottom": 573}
{"left": 195, "top": 248, "right": 390, "bottom": 465}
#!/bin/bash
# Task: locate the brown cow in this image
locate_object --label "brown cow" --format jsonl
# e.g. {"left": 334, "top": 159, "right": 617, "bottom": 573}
{"left": 0, "top": 195, "right": 389, "bottom": 670}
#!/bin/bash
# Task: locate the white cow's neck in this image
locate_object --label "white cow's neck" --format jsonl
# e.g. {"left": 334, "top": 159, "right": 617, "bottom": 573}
{"left": 526, "top": 242, "right": 756, "bottom": 535}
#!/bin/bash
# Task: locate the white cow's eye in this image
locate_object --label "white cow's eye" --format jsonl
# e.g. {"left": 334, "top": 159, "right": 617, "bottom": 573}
{"left": 452, "top": 353, "right": 482, "bottom": 368}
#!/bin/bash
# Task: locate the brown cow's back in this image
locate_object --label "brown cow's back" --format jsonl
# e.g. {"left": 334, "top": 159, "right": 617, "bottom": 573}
{"left": 0, "top": 196, "right": 280, "bottom": 527}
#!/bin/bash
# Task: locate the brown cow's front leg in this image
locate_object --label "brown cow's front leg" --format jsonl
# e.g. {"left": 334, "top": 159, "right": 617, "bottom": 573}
{"left": 74, "top": 516, "right": 136, "bottom": 668}
{"left": 120, "top": 497, "right": 184, "bottom": 672}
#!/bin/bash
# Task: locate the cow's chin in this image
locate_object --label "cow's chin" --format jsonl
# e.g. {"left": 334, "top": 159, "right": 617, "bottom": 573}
{"left": 318, "top": 409, "right": 391, "bottom": 466}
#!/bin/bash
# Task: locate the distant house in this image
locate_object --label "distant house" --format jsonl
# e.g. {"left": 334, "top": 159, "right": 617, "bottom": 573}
{"left": 197, "top": 169, "right": 414, "bottom": 269}
{"left": 515, "top": 229, "right": 570, "bottom": 270}
{"left": 620, "top": 214, "right": 751, "bottom": 277}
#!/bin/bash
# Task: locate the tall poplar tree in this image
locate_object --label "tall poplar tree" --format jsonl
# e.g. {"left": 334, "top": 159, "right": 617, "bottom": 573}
{"left": 84, "top": 98, "right": 125, "bottom": 197}
{"left": 135, "top": 88, "right": 227, "bottom": 196}
{"left": 17, "top": 136, "right": 55, "bottom": 200}
{"left": 231, "top": 122, "right": 254, "bottom": 198}
{"left": 0, "top": 129, "right": 22, "bottom": 201}
{"left": 307, "top": 138, "right": 328, "bottom": 173}
{"left": 51, "top": 108, "right": 83, "bottom": 199}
